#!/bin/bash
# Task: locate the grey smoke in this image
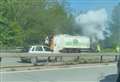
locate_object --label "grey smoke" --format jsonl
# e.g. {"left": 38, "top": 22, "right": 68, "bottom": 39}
{"left": 75, "top": 9, "right": 110, "bottom": 42}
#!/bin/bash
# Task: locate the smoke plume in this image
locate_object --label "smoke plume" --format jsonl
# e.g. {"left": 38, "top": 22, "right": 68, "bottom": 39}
{"left": 75, "top": 9, "right": 110, "bottom": 42}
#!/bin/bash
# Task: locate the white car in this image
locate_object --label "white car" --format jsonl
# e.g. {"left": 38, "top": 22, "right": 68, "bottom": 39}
{"left": 20, "top": 45, "right": 53, "bottom": 65}
{"left": 28, "top": 45, "right": 53, "bottom": 53}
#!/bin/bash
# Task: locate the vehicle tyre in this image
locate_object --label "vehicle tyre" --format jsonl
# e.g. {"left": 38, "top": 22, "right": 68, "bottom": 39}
{"left": 54, "top": 56, "right": 61, "bottom": 62}
{"left": 31, "top": 57, "right": 38, "bottom": 65}
{"left": 54, "top": 56, "right": 58, "bottom": 62}
{"left": 20, "top": 57, "right": 27, "bottom": 62}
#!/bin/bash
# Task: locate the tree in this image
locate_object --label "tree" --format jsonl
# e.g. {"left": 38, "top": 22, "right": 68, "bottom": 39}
{"left": 0, "top": 0, "right": 25, "bottom": 47}
{"left": 109, "top": 3, "right": 120, "bottom": 47}
{"left": 0, "top": 0, "right": 74, "bottom": 47}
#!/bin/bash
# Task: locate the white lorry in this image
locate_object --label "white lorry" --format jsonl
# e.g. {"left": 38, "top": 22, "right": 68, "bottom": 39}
{"left": 46, "top": 34, "right": 93, "bottom": 53}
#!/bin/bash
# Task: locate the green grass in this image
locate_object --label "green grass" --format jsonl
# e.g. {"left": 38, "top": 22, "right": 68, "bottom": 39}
{"left": 101, "top": 48, "right": 116, "bottom": 52}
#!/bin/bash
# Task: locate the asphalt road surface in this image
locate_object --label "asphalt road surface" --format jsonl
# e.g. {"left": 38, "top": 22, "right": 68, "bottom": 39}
{"left": 0, "top": 55, "right": 116, "bottom": 67}
{"left": 0, "top": 63, "right": 117, "bottom": 82}
{"left": 0, "top": 58, "right": 31, "bottom": 67}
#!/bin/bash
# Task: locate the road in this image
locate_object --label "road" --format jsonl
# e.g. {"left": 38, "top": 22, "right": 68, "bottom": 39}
{"left": 0, "top": 55, "right": 117, "bottom": 67}
{"left": 0, "top": 63, "right": 118, "bottom": 82}
{"left": 0, "top": 58, "right": 32, "bottom": 67}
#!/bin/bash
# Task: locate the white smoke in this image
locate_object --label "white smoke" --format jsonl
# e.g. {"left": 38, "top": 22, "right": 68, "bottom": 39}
{"left": 75, "top": 9, "right": 110, "bottom": 42}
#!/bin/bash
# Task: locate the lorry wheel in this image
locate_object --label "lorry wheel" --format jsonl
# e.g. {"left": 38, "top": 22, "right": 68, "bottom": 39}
{"left": 31, "top": 57, "right": 38, "bottom": 66}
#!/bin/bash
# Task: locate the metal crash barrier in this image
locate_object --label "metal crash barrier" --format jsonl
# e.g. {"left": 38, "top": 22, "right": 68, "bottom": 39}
{"left": 0, "top": 52, "right": 120, "bottom": 65}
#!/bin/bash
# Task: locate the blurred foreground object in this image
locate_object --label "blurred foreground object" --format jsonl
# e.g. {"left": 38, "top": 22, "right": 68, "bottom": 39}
{"left": 117, "top": 55, "right": 120, "bottom": 82}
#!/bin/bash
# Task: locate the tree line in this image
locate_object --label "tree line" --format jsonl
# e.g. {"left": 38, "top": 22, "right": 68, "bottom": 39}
{"left": 0, "top": 0, "right": 120, "bottom": 48}
{"left": 0, "top": 0, "right": 75, "bottom": 47}
{"left": 103, "top": 3, "right": 120, "bottom": 48}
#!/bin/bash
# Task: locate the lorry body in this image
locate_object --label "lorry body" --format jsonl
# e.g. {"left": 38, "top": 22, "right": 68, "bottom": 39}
{"left": 46, "top": 34, "right": 93, "bottom": 53}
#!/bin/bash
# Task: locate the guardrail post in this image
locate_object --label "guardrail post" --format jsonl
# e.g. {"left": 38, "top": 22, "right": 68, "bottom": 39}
{"left": 55, "top": 56, "right": 57, "bottom": 62}
{"left": 100, "top": 56, "right": 103, "bottom": 63}
{"left": 60, "top": 56, "right": 62, "bottom": 62}
{"left": 77, "top": 56, "right": 79, "bottom": 61}
{"left": 48, "top": 56, "right": 51, "bottom": 62}
{"left": 115, "top": 55, "right": 118, "bottom": 62}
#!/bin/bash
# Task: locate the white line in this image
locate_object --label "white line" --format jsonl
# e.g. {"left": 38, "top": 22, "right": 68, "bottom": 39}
{"left": 0, "top": 63, "right": 116, "bottom": 74}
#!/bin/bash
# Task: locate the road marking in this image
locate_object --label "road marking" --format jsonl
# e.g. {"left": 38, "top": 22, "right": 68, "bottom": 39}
{"left": 0, "top": 63, "right": 116, "bottom": 74}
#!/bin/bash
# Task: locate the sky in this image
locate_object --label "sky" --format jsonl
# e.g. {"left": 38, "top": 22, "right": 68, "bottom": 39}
{"left": 67, "top": 0, "right": 120, "bottom": 15}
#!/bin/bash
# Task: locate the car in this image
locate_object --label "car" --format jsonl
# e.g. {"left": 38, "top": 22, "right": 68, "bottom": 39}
{"left": 20, "top": 45, "right": 53, "bottom": 65}
{"left": 117, "top": 55, "right": 120, "bottom": 82}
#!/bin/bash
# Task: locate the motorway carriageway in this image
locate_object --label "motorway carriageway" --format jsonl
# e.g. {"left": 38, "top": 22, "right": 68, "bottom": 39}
{"left": 0, "top": 63, "right": 118, "bottom": 82}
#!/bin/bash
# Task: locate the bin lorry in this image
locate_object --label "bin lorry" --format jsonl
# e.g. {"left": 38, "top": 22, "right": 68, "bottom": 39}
{"left": 45, "top": 34, "right": 96, "bottom": 53}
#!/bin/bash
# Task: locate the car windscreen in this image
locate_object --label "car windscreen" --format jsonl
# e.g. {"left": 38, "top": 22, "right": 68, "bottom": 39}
{"left": 36, "top": 47, "right": 42, "bottom": 51}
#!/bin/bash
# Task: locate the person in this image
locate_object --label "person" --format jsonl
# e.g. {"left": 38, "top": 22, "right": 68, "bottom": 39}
{"left": 116, "top": 46, "right": 120, "bottom": 53}
{"left": 49, "top": 33, "right": 55, "bottom": 50}
{"left": 45, "top": 36, "right": 49, "bottom": 45}
{"left": 97, "top": 44, "right": 101, "bottom": 52}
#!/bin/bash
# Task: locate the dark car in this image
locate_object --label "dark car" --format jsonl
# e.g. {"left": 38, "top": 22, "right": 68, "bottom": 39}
{"left": 117, "top": 55, "right": 120, "bottom": 82}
